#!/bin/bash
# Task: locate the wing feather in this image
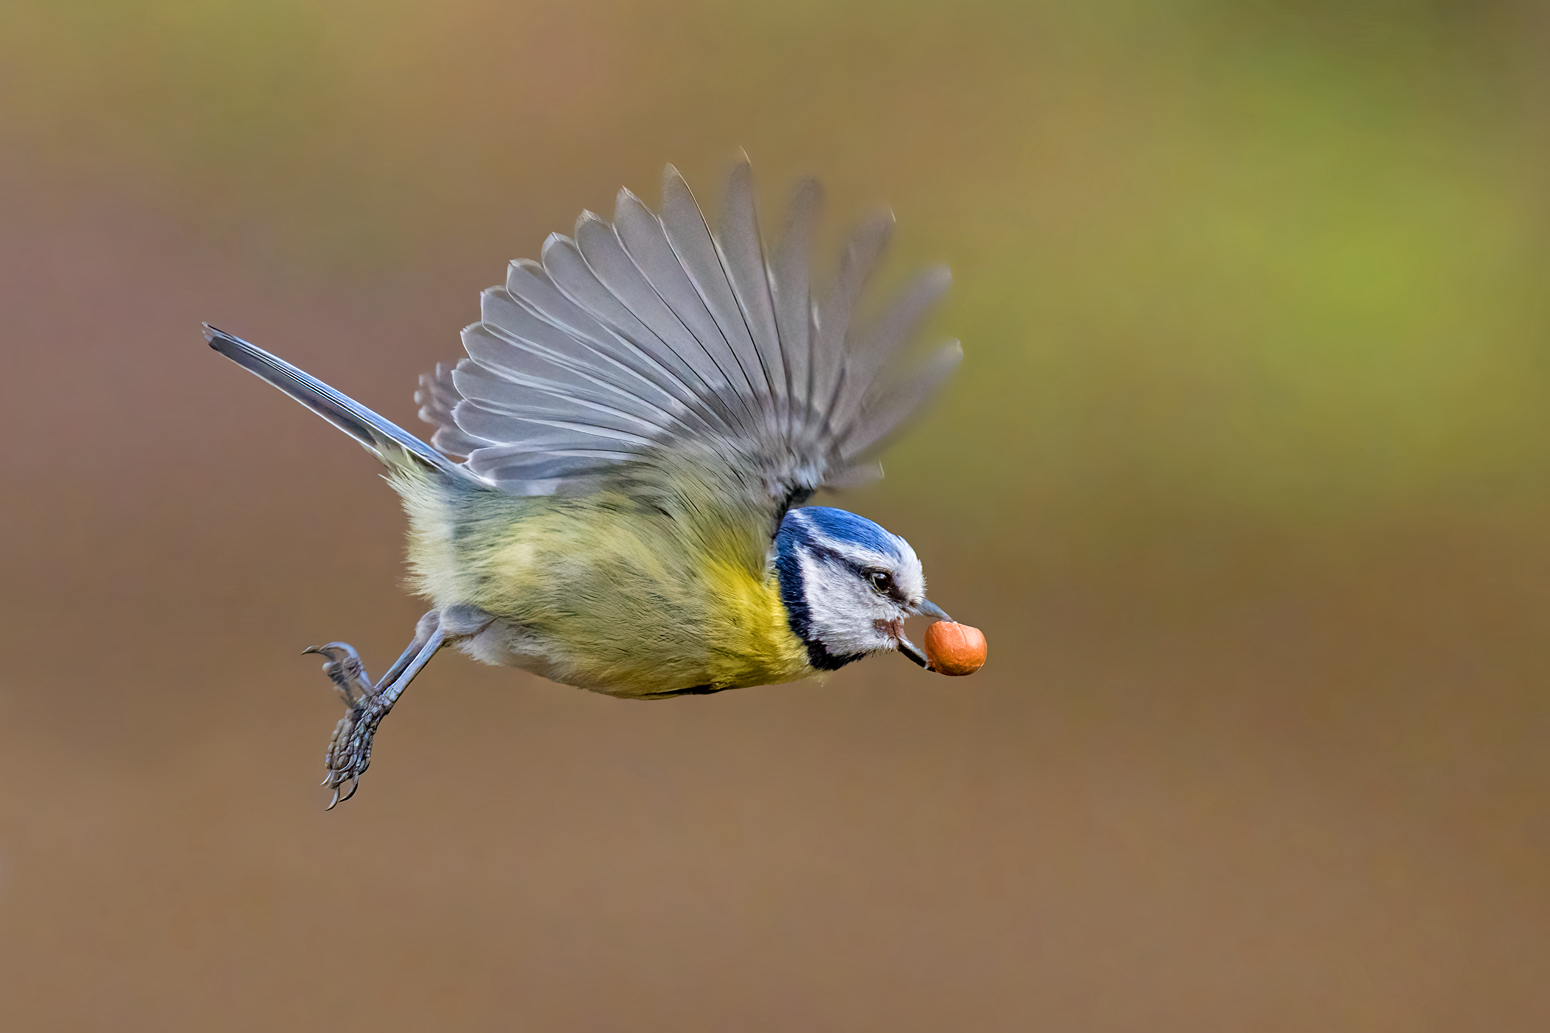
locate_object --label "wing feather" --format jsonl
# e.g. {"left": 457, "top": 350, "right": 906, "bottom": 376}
{"left": 714, "top": 158, "right": 787, "bottom": 427}
{"left": 606, "top": 192, "right": 758, "bottom": 414}
{"left": 471, "top": 304, "right": 693, "bottom": 432}
{"left": 839, "top": 340, "right": 963, "bottom": 461}
{"left": 828, "top": 265, "right": 951, "bottom": 436}
{"left": 659, "top": 167, "right": 773, "bottom": 407}
{"left": 410, "top": 159, "right": 958, "bottom": 531}
{"left": 768, "top": 177, "right": 821, "bottom": 434}
{"left": 461, "top": 325, "right": 678, "bottom": 431}
{"left": 416, "top": 362, "right": 493, "bottom": 457}
{"left": 452, "top": 405, "right": 657, "bottom": 452}
{"left": 811, "top": 214, "right": 894, "bottom": 424}
{"left": 536, "top": 238, "right": 740, "bottom": 435}
{"left": 451, "top": 358, "right": 671, "bottom": 440}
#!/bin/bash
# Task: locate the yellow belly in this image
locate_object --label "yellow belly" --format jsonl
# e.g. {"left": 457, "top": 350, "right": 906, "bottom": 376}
{"left": 394, "top": 474, "right": 814, "bottom": 697}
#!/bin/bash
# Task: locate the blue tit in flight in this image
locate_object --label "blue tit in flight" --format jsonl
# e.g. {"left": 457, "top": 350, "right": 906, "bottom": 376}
{"left": 207, "top": 159, "right": 978, "bottom": 807}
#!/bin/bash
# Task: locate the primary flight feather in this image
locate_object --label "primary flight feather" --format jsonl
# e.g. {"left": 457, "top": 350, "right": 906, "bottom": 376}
{"left": 207, "top": 158, "right": 977, "bottom": 807}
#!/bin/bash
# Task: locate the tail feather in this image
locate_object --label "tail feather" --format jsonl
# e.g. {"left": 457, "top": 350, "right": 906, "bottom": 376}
{"left": 203, "top": 324, "right": 467, "bottom": 480}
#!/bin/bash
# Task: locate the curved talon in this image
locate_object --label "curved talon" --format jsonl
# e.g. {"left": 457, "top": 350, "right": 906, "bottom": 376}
{"left": 305, "top": 612, "right": 450, "bottom": 808}
{"left": 306, "top": 642, "right": 372, "bottom": 705}
{"left": 320, "top": 699, "right": 383, "bottom": 808}
{"left": 305, "top": 641, "right": 359, "bottom": 659}
{"left": 304, "top": 639, "right": 383, "bottom": 806}
{"left": 325, "top": 777, "right": 359, "bottom": 810}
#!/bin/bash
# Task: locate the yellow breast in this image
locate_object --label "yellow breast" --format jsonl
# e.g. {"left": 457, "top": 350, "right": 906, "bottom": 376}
{"left": 395, "top": 474, "right": 814, "bottom": 697}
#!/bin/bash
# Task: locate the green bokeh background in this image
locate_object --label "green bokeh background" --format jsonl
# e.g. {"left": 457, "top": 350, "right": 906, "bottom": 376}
{"left": 3, "top": 2, "right": 1548, "bottom": 1029}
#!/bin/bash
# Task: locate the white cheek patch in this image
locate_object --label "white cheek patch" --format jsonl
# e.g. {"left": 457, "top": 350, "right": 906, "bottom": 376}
{"left": 797, "top": 549, "right": 896, "bottom": 656}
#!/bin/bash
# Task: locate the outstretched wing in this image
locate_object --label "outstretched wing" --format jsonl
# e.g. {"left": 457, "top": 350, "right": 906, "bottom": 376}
{"left": 417, "top": 159, "right": 960, "bottom": 525}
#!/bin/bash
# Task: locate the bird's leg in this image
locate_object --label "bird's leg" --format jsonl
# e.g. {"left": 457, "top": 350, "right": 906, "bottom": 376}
{"left": 304, "top": 610, "right": 445, "bottom": 809}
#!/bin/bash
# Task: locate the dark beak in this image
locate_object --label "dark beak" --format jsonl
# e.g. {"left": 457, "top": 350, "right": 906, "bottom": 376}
{"left": 897, "top": 633, "right": 930, "bottom": 668}
{"left": 896, "top": 599, "right": 952, "bottom": 667}
{"left": 916, "top": 598, "right": 952, "bottom": 622}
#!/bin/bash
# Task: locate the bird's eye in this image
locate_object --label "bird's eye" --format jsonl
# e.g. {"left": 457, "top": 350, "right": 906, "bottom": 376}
{"left": 866, "top": 569, "right": 894, "bottom": 594}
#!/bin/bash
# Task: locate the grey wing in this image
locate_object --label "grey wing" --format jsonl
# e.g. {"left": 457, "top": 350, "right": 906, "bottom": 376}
{"left": 415, "top": 158, "right": 961, "bottom": 510}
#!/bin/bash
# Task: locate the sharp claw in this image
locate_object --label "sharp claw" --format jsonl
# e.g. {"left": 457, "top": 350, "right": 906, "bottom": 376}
{"left": 319, "top": 699, "right": 374, "bottom": 808}
{"left": 309, "top": 622, "right": 442, "bottom": 809}
{"left": 306, "top": 642, "right": 358, "bottom": 660}
{"left": 311, "top": 640, "right": 372, "bottom": 808}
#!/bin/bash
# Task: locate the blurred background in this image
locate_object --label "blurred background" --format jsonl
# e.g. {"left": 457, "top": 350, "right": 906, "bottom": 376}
{"left": 3, "top": 1, "right": 1550, "bottom": 1029}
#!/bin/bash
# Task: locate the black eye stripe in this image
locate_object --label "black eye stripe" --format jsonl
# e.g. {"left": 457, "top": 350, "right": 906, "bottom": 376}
{"left": 801, "top": 543, "right": 908, "bottom": 603}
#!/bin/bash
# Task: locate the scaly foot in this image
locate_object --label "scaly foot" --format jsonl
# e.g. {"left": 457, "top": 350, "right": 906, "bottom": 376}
{"left": 303, "top": 642, "right": 384, "bottom": 807}
{"left": 302, "top": 611, "right": 448, "bottom": 808}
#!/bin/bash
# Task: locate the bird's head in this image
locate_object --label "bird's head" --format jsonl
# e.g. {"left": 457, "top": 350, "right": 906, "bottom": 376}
{"left": 774, "top": 506, "right": 950, "bottom": 671}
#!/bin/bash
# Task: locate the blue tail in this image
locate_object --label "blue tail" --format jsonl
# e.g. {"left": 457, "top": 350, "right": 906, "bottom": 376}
{"left": 204, "top": 324, "right": 467, "bottom": 480}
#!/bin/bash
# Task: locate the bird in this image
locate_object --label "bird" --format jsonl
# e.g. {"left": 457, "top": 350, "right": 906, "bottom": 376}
{"left": 206, "top": 158, "right": 975, "bottom": 807}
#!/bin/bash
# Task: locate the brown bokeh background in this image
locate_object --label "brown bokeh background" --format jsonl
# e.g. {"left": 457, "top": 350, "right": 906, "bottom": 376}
{"left": 4, "top": 1, "right": 1550, "bottom": 1029}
